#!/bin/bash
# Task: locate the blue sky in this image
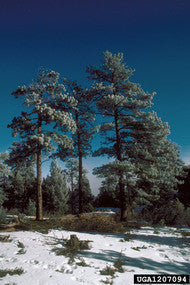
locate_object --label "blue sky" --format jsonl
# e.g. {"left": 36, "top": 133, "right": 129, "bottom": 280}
{"left": 0, "top": 0, "right": 190, "bottom": 193}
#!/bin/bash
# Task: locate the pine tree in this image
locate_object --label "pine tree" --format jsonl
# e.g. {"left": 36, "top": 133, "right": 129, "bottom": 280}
{"left": 95, "top": 175, "right": 118, "bottom": 208}
{"left": 64, "top": 159, "right": 94, "bottom": 213}
{"left": 128, "top": 111, "right": 184, "bottom": 207}
{"left": 80, "top": 173, "right": 95, "bottom": 213}
{"left": 87, "top": 51, "right": 183, "bottom": 220}
{"left": 64, "top": 158, "right": 78, "bottom": 214}
{"left": 42, "top": 159, "right": 69, "bottom": 215}
{"left": 3, "top": 162, "right": 36, "bottom": 213}
{"left": 8, "top": 69, "right": 76, "bottom": 220}
{"left": 57, "top": 80, "right": 96, "bottom": 213}
{"left": 93, "top": 161, "right": 136, "bottom": 213}
{"left": 87, "top": 51, "right": 154, "bottom": 220}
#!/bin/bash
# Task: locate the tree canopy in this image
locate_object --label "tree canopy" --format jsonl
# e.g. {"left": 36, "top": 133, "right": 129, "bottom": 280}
{"left": 0, "top": 51, "right": 186, "bottom": 224}
{"left": 7, "top": 69, "right": 76, "bottom": 220}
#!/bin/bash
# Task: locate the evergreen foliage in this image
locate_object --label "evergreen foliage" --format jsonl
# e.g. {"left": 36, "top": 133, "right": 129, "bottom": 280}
{"left": 178, "top": 166, "right": 190, "bottom": 208}
{"left": 0, "top": 52, "right": 185, "bottom": 224}
{"left": 56, "top": 81, "right": 96, "bottom": 213}
{"left": 64, "top": 159, "right": 94, "bottom": 214}
{"left": 130, "top": 111, "right": 184, "bottom": 206}
{"left": 93, "top": 161, "right": 136, "bottom": 212}
{"left": 87, "top": 51, "right": 154, "bottom": 219}
{"left": 0, "top": 152, "right": 9, "bottom": 206}
{"left": 26, "top": 199, "right": 36, "bottom": 216}
{"left": 64, "top": 159, "right": 78, "bottom": 214}
{"left": 8, "top": 69, "right": 76, "bottom": 220}
{"left": 42, "top": 158, "right": 69, "bottom": 215}
{"left": 0, "top": 152, "right": 9, "bottom": 220}
{"left": 95, "top": 176, "right": 119, "bottom": 208}
{"left": 69, "top": 173, "right": 94, "bottom": 214}
{"left": 3, "top": 163, "right": 36, "bottom": 213}
{"left": 87, "top": 51, "right": 183, "bottom": 220}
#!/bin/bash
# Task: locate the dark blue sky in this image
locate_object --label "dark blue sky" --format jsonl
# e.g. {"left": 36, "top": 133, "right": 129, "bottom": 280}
{"left": 0, "top": 0, "right": 190, "bottom": 166}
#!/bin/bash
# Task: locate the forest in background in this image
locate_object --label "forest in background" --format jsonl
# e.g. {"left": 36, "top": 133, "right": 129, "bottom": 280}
{"left": 0, "top": 51, "right": 190, "bottom": 225}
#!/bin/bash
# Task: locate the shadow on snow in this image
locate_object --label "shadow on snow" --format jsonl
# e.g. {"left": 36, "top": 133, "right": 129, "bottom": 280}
{"left": 80, "top": 249, "right": 190, "bottom": 274}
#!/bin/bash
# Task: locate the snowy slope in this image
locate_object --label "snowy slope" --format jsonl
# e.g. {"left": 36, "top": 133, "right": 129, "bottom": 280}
{"left": 0, "top": 227, "right": 189, "bottom": 285}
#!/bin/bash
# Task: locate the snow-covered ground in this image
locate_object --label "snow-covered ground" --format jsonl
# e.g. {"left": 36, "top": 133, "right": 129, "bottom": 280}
{"left": 0, "top": 227, "right": 189, "bottom": 284}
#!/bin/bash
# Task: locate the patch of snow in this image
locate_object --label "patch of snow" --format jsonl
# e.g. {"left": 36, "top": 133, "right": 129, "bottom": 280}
{"left": 0, "top": 227, "right": 189, "bottom": 284}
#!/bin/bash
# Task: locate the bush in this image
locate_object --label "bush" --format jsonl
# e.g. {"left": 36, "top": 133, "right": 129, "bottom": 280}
{"left": 14, "top": 218, "right": 62, "bottom": 234}
{"left": 100, "top": 266, "right": 115, "bottom": 277}
{"left": 0, "top": 268, "right": 24, "bottom": 278}
{"left": 157, "top": 219, "right": 165, "bottom": 227}
{"left": 0, "top": 213, "right": 125, "bottom": 234}
{"left": 60, "top": 214, "right": 125, "bottom": 233}
{"left": 76, "top": 258, "right": 90, "bottom": 267}
{"left": 113, "top": 254, "right": 125, "bottom": 273}
{"left": 53, "top": 234, "right": 91, "bottom": 263}
{"left": 142, "top": 199, "right": 190, "bottom": 226}
{"left": 0, "top": 235, "right": 12, "bottom": 242}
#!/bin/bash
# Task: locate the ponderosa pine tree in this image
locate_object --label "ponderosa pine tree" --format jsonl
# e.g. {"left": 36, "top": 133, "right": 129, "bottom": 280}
{"left": 87, "top": 51, "right": 183, "bottom": 220}
{"left": 129, "top": 111, "right": 184, "bottom": 208}
{"left": 8, "top": 69, "right": 76, "bottom": 220}
{"left": 42, "top": 159, "right": 69, "bottom": 215}
{"left": 87, "top": 51, "right": 154, "bottom": 220}
{"left": 56, "top": 80, "right": 96, "bottom": 213}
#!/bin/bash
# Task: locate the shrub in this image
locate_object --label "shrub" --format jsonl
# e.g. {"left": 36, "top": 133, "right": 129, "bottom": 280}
{"left": 113, "top": 254, "right": 125, "bottom": 273}
{"left": 131, "top": 245, "right": 147, "bottom": 251}
{"left": 100, "top": 254, "right": 125, "bottom": 278}
{"left": 60, "top": 214, "right": 124, "bottom": 233}
{"left": 0, "top": 235, "right": 12, "bottom": 242}
{"left": 65, "top": 234, "right": 91, "bottom": 251}
{"left": 100, "top": 266, "right": 115, "bottom": 277}
{"left": 0, "top": 268, "right": 24, "bottom": 278}
{"left": 76, "top": 258, "right": 90, "bottom": 267}
{"left": 180, "top": 231, "right": 190, "bottom": 237}
{"left": 157, "top": 219, "right": 165, "bottom": 227}
{"left": 15, "top": 218, "right": 62, "bottom": 234}
{"left": 101, "top": 278, "right": 113, "bottom": 285}
{"left": 142, "top": 199, "right": 189, "bottom": 226}
{"left": 17, "top": 241, "right": 26, "bottom": 255}
{"left": 59, "top": 215, "right": 78, "bottom": 231}
{"left": 153, "top": 230, "right": 160, "bottom": 235}
{"left": 122, "top": 221, "right": 141, "bottom": 229}
{"left": 123, "top": 233, "right": 133, "bottom": 242}
{"left": 53, "top": 234, "right": 92, "bottom": 263}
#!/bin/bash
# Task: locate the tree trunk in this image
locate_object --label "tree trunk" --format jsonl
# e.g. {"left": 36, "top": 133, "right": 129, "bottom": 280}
{"left": 71, "top": 172, "right": 74, "bottom": 214}
{"left": 78, "top": 153, "right": 83, "bottom": 214}
{"left": 118, "top": 175, "right": 125, "bottom": 221}
{"left": 114, "top": 109, "right": 126, "bottom": 221}
{"left": 36, "top": 149, "right": 43, "bottom": 221}
{"left": 22, "top": 171, "right": 27, "bottom": 213}
{"left": 36, "top": 114, "right": 43, "bottom": 221}
{"left": 76, "top": 111, "right": 83, "bottom": 214}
